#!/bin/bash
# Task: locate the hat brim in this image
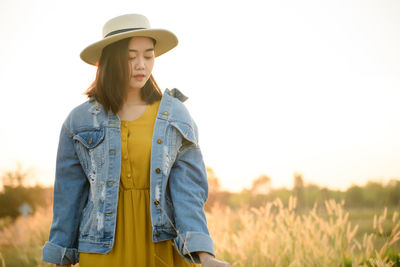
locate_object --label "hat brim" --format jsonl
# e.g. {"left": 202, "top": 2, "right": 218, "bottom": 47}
{"left": 80, "top": 28, "right": 178, "bottom": 66}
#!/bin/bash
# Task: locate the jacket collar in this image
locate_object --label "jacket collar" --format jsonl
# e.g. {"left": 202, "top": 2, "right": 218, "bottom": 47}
{"left": 164, "top": 88, "right": 188, "bottom": 102}
{"left": 100, "top": 88, "right": 191, "bottom": 124}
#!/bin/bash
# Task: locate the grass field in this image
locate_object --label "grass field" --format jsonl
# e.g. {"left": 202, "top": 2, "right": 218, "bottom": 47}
{"left": 0, "top": 198, "right": 399, "bottom": 267}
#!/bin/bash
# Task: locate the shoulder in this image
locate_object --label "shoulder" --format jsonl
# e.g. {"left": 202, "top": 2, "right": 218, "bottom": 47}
{"left": 62, "top": 98, "right": 105, "bottom": 135}
{"left": 68, "top": 99, "right": 94, "bottom": 117}
{"left": 162, "top": 88, "right": 200, "bottom": 142}
{"left": 163, "top": 88, "right": 194, "bottom": 124}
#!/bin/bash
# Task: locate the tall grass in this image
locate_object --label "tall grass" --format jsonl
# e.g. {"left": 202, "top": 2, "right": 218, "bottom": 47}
{"left": 0, "top": 206, "right": 53, "bottom": 267}
{"left": 206, "top": 197, "right": 400, "bottom": 266}
{"left": 0, "top": 198, "right": 399, "bottom": 266}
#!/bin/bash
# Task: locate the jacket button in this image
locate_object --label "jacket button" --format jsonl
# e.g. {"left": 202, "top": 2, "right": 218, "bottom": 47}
{"left": 155, "top": 233, "right": 161, "bottom": 237}
{"left": 154, "top": 200, "right": 160, "bottom": 205}
{"left": 155, "top": 168, "right": 161, "bottom": 173}
{"left": 157, "top": 139, "right": 163, "bottom": 144}
{"left": 163, "top": 111, "right": 168, "bottom": 116}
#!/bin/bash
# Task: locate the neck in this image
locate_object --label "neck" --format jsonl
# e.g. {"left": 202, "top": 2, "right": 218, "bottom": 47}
{"left": 124, "top": 87, "right": 146, "bottom": 105}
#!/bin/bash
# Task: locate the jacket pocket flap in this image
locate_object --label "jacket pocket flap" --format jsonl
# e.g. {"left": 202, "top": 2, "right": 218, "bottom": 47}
{"left": 73, "top": 129, "right": 105, "bottom": 149}
{"left": 170, "top": 122, "right": 197, "bottom": 145}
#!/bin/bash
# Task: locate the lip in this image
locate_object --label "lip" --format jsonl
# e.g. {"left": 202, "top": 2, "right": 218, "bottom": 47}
{"left": 133, "top": 74, "right": 146, "bottom": 81}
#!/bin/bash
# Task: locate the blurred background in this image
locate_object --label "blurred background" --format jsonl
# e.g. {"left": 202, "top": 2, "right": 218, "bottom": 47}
{"left": 1, "top": 0, "right": 400, "bottom": 192}
{"left": 0, "top": 0, "right": 399, "bottom": 266}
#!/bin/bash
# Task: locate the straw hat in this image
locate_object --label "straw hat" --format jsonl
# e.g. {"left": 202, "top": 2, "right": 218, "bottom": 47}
{"left": 80, "top": 14, "right": 178, "bottom": 65}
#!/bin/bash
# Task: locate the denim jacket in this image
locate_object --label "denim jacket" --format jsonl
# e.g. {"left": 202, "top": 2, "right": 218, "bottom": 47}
{"left": 42, "top": 88, "right": 214, "bottom": 265}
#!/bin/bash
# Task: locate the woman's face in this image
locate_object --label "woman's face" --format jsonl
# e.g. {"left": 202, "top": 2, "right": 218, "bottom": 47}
{"left": 127, "top": 36, "right": 155, "bottom": 91}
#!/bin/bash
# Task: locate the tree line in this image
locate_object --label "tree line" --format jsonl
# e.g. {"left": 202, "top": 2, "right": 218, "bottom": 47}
{"left": 0, "top": 165, "right": 52, "bottom": 221}
{"left": 1, "top": 166, "right": 399, "bottom": 220}
{"left": 205, "top": 168, "right": 400, "bottom": 211}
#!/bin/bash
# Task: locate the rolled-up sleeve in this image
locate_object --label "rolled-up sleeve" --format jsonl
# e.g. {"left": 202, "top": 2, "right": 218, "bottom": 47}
{"left": 168, "top": 132, "right": 215, "bottom": 263}
{"left": 42, "top": 122, "right": 89, "bottom": 265}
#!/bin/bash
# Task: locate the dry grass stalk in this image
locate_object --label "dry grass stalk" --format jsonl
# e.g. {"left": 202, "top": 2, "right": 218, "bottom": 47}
{"left": 0, "top": 252, "right": 5, "bottom": 267}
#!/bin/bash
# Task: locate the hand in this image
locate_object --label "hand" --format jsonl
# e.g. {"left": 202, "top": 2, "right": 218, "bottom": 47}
{"left": 198, "top": 252, "right": 230, "bottom": 267}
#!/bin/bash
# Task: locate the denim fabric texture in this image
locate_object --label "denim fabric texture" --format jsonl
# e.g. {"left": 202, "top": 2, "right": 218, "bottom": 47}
{"left": 42, "top": 88, "right": 214, "bottom": 265}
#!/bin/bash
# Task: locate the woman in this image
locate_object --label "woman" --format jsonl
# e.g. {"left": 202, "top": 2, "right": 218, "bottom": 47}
{"left": 42, "top": 14, "right": 229, "bottom": 267}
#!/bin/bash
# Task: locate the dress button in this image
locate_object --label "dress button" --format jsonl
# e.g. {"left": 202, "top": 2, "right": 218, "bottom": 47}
{"left": 127, "top": 173, "right": 131, "bottom": 178}
{"left": 157, "top": 139, "right": 163, "bottom": 144}
{"left": 154, "top": 200, "right": 160, "bottom": 205}
{"left": 124, "top": 155, "right": 128, "bottom": 160}
{"left": 155, "top": 168, "right": 161, "bottom": 173}
{"left": 163, "top": 111, "right": 168, "bottom": 116}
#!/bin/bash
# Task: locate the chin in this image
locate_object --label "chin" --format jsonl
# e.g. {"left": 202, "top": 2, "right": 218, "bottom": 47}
{"left": 129, "top": 82, "right": 145, "bottom": 91}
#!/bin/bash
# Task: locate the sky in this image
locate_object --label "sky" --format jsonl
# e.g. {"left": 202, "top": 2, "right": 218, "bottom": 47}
{"left": 0, "top": 0, "right": 400, "bottom": 192}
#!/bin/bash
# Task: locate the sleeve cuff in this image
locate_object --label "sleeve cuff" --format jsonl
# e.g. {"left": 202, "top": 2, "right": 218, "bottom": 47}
{"left": 174, "top": 231, "right": 215, "bottom": 263}
{"left": 42, "top": 241, "right": 79, "bottom": 265}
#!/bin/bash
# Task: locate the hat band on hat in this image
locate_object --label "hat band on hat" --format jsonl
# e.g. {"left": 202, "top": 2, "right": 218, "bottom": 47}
{"left": 105, "top": 27, "right": 146, "bottom": 38}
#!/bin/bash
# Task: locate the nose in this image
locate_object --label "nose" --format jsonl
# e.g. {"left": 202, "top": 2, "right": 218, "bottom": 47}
{"left": 135, "top": 56, "right": 145, "bottom": 70}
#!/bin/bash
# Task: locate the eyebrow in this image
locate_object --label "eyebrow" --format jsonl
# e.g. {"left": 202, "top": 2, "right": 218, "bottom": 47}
{"left": 128, "top": 48, "right": 154, "bottom": 52}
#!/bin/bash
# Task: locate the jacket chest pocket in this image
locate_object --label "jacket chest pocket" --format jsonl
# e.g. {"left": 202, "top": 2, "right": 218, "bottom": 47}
{"left": 73, "top": 128, "right": 106, "bottom": 176}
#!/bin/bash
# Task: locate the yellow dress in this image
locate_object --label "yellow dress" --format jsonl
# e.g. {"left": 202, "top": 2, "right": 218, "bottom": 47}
{"left": 79, "top": 100, "right": 197, "bottom": 267}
